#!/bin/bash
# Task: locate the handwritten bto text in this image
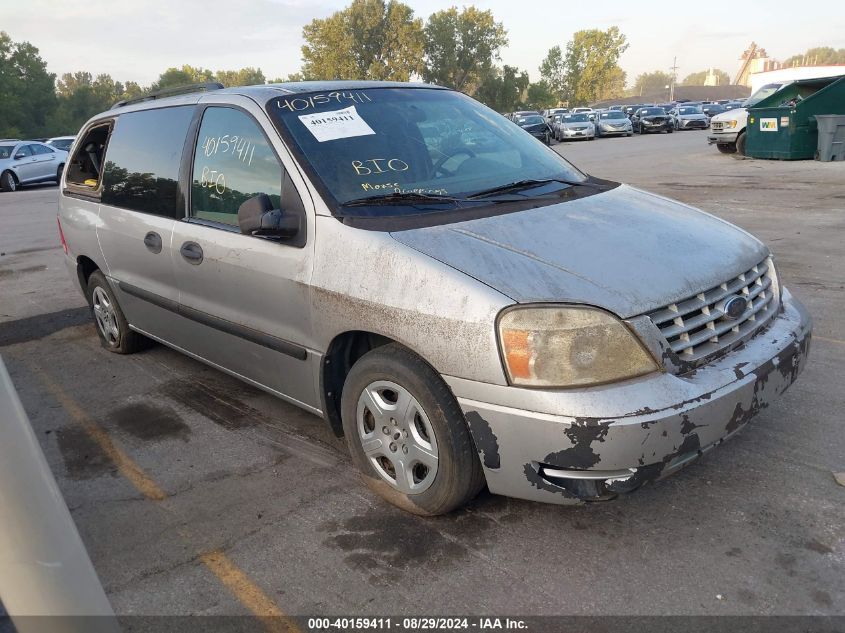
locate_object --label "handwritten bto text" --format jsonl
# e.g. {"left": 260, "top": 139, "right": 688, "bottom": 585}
{"left": 278, "top": 91, "right": 372, "bottom": 112}
{"left": 199, "top": 166, "right": 226, "bottom": 195}
{"left": 352, "top": 158, "right": 409, "bottom": 176}
{"left": 201, "top": 134, "right": 255, "bottom": 167}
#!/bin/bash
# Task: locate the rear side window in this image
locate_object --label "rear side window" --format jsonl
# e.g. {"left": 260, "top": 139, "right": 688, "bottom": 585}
{"left": 102, "top": 106, "right": 194, "bottom": 216}
{"left": 190, "top": 107, "right": 283, "bottom": 226}
{"left": 30, "top": 144, "right": 53, "bottom": 155}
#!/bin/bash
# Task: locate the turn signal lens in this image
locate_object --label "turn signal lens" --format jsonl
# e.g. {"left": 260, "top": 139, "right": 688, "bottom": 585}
{"left": 498, "top": 306, "right": 658, "bottom": 388}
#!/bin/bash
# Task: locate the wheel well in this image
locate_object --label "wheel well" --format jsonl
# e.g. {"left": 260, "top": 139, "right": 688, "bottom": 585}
{"left": 2, "top": 170, "right": 18, "bottom": 184}
{"left": 76, "top": 256, "right": 99, "bottom": 293}
{"left": 320, "top": 331, "right": 394, "bottom": 437}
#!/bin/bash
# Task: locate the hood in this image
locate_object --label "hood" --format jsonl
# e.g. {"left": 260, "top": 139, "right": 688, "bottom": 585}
{"left": 641, "top": 115, "right": 669, "bottom": 121}
{"left": 390, "top": 185, "right": 767, "bottom": 318}
{"left": 521, "top": 123, "right": 547, "bottom": 132}
{"left": 564, "top": 121, "right": 592, "bottom": 128}
{"left": 712, "top": 108, "right": 747, "bottom": 122}
{"left": 678, "top": 113, "right": 707, "bottom": 120}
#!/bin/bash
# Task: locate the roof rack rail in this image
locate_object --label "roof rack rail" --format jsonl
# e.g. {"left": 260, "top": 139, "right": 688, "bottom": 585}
{"left": 111, "top": 82, "right": 225, "bottom": 109}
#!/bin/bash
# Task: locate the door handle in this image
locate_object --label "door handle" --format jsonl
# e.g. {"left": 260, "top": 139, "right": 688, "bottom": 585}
{"left": 180, "top": 241, "right": 203, "bottom": 265}
{"left": 143, "top": 231, "right": 162, "bottom": 254}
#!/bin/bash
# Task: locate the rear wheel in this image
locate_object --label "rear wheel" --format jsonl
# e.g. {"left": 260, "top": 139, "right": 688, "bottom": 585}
{"left": 736, "top": 131, "right": 747, "bottom": 156}
{"left": 1, "top": 171, "right": 17, "bottom": 192}
{"left": 341, "top": 343, "right": 485, "bottom": 515}
{"left": 717, "top": 143, "right": 736, "bottom": 154}
{"left": 56, "top": 164, "right": 65, "bottom": 183}
{"left": 86, "top": 270, "right": 150, "bottom": 354}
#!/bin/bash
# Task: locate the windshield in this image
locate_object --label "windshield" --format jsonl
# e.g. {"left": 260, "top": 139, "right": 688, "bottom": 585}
{"left": 0, "top": 145, "right": 15, "bottom": 159}
{"left": 599, "top": 111, "right": 626, "bottom": 120}
{"left": 744, "top": 83, "right": 785, "bottom": 107}
{"left": 564, "top": 114, "right": 590, "bottom": 123}
{"left": 678, "top": 107, "right": 701, "bottom": 115}
{"left": 267, "top": 89, "right": 586, "bottom": 215}
{"left": 639, "top": 108, "right": 666, "bottom": 116}
{"left": 517, "top": 115, "right": 544, "bottom": 126}
{"left": 49, "top": 139, "right": 73, "bottom": 151}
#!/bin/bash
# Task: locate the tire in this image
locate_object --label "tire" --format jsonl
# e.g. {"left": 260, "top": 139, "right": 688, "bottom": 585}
{"left": 626, "top": 132, "right": 633, "bottom": 137}
{"left": 716, "top": 143, "right": 736, "bottom": 154}
{"left": 667, "top": 127, "right": 673, "bottom": 134}
{"left": 86, "top": 270, "right": 149, "bottom": 354}
{"left": 56, "top": 164, "right": 65, "bottom": 183}
{"left": 1, "top": 171, "right": 17, "bottom": 192}
{"left": 341, "top": 343, "right": 485, "bottom": 516}
{"left": 736, "top": 131, "right": 747, "bottom": 156}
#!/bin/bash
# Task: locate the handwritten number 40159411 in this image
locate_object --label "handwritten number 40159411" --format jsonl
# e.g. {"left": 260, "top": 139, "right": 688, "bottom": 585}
{"left": 202, "top": 135, "right": 255, "bottom": 167}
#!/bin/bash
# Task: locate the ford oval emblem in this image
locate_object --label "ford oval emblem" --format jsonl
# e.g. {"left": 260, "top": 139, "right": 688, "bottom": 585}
{"left": 723, "top": 296, "right": 748, "bottom": 320}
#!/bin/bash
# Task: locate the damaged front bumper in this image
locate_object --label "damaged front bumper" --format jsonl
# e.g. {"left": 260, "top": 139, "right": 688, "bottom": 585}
{"left": 448, "top": 288, "right": 812, "bottom": 505}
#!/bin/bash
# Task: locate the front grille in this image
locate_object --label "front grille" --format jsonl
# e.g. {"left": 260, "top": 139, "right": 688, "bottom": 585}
{"left": 647, "top": 258, "right": 779, "bottom": 365}
{"left": 711, "top": 121, "right": 725, "bottom": 130}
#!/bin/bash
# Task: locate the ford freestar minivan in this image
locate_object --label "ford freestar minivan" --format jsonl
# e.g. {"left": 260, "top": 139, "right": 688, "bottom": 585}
{"left": 58, "top": 81, "right": 812, "bottom": 515}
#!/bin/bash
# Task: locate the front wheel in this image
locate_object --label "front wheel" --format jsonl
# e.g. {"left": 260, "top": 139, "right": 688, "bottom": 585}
{"left": 341, "top": 344, "right": 485, "bottom": 515}
{"left": 736, "top": 131, "right": 747, "bottom": 156}
{"left": 1, "top": 171, "right": 17, "bottom": 192}
{"left": 716, "top": 143, "right": 736, "bottom": 154}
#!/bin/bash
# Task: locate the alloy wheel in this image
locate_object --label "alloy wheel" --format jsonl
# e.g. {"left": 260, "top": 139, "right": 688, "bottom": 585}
{"left": 92, "top": 286, "right": 119, "bottom": 345}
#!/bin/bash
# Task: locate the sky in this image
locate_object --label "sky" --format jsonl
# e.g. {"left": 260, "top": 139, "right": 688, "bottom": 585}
{"left": 4, "top": 0, "right": 845, "bottom": 87}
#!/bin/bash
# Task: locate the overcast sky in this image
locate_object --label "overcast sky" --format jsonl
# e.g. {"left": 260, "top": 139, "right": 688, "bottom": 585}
{"left": 5, "top": 0, "right": 845, "bottom": 86}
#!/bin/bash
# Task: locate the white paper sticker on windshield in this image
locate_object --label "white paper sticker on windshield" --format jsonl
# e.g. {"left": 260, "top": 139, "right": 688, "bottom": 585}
{"left": 297, "top": 106, "right": 376, "bottom": 142}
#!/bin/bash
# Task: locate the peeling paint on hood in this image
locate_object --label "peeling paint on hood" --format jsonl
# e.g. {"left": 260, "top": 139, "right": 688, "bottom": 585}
{"left": 390, "top": 184, "right": 768, "bottom": 318}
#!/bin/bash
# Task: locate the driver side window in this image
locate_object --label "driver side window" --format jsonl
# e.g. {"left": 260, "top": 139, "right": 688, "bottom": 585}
{"left": 190, "top": 107, "right": 283, "bottom": 227}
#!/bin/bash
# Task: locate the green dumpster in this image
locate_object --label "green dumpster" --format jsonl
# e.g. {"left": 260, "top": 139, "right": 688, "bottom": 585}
{"left": 746, "top": 75, "right": 845, "bottom": 160}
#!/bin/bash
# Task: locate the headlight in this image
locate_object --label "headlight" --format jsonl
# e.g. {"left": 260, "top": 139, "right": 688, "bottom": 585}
{"left": 726, "top": 120, "right": 737, "bottom": 128}
{"left": 498, "top": 305, "right": 658, "bottom": 388}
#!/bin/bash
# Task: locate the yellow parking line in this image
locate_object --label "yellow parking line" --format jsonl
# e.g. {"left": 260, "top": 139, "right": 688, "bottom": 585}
{"left": 201, "top": 550, "right": 301, "bottom": 631}
{"left": 815, "top": 335, "right": 845, "bottom": 347}
{"left": 29, "top": 361, "right": 296, "bottom": 628}
{"left": 36, "top": 366, "right": 167, "bottom": 501}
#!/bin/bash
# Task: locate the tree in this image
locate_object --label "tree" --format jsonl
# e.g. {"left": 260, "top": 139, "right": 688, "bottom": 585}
{"left": 47, "top": 72, "right": 126, "bottom": 135}
{"left": 632, "top": 70, "right": 673, "bottom": 97}
{"left": 152, "top": 65, "right": 214, "bottom": 91}
{"left": 525, "top": 80, "right": 556, "bottom": 110}
{"left": 423, "top": 7, "right": 507, "bottom": 93}
{"left": 215, "top": 67, "right": 266, "bottom": 87}
{"left": 301, "top": 0, "right": 424, "bottom": 81}
{"left": 538, "top": 46, "right": 566, "bottom": 104}
{"left": 782, "top": 46, "right": 845, "bottom": 66}
{"left": 682, "top": 68, "right": 730, "bottom": 86}
{"left": 0, "top": 31, "right": 56, "bottom": 138}
{"left": 474, "top": 65, "right": 529, "bottom": 112}
{"left": 561, "top": 27, "right": 628, "bottom": 106}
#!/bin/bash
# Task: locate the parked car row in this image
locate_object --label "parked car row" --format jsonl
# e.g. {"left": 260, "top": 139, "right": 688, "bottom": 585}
{"left": 0, "top": 138, "right": 74, "bottom": 192}
{"left": 505, "top": 99, "right": 745, "bottom": 143}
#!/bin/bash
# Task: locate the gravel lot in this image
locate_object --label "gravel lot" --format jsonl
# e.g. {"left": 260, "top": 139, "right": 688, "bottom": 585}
{"left": 1, "top": 129, "right": 843, "bottom": 619}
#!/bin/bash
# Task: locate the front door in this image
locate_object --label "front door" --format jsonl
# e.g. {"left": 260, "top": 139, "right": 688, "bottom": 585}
{"left": 170, "top": 104, "right": 317, "bottom": 410}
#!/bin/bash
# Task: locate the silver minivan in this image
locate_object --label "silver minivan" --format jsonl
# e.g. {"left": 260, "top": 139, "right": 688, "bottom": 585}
{"left": 58, "top": 81, "right": 812, "bottom": 515}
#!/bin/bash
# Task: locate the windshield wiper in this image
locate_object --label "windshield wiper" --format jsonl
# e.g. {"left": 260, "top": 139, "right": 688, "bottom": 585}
{"left": 466, "top": 178, "right": 596, "bottom": 199}
{"left": 341, "top": 192, "right": 463, "bottom": 207}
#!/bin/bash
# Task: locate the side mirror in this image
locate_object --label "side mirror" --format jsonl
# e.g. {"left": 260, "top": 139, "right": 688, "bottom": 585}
{"left": 237, "top": 193, "right": 300, "bottom": 239}
{"left": 14, "top": 153, "right": 27, "bottom": 160}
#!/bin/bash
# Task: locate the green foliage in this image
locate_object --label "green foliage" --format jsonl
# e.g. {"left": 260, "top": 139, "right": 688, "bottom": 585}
{"left": 632, "top": 70, "right": 673, "bottom": 97}
{"left": 539, "top": 28, "right": 628, "bottom": 106}
{"left": 0, "top": 31, "right": 56, "bottom": 138}
{"left": 681, "top": 68, "right": 730, "bottom": 86}
{"left": 151, "top": 65, "right": 214, "bottom": 91}
{"left": 47, "top": 72, "right": 127, "bottom": 135}
{"left": 782, "top": 47, "right": 845, "bottom": 66}
{"left": 301, "top": 0, "right": 424, "bottom": 81}
{"left": 423, "top": 7, "right": 507, "bottom": 93}
{"left": 538, "top": 46, "right": 566, "bottom": 103}
{"left": 474, "top": 65, "right": 529, "bottom": 113}
{"left": 215, "top": 67, "right": 266, "bottom": 88}
{"left": 525, "top": 80, "right": 557, "bottom": 110}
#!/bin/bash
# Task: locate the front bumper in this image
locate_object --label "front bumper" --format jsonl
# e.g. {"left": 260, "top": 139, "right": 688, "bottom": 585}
{"left": 680, "top": 119, "right": 708, "bottom": 129}
{"left": 449, "top": 289, "right": 812, "bottom": 505}
{"left": 599, "top": 126, "right": 630, "bottom": 136}
{"left": 708, "top": 131, "right": 739, "bottom": 144}
{"left": 562, "top": 128, "right": 594, "bottom": 139}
